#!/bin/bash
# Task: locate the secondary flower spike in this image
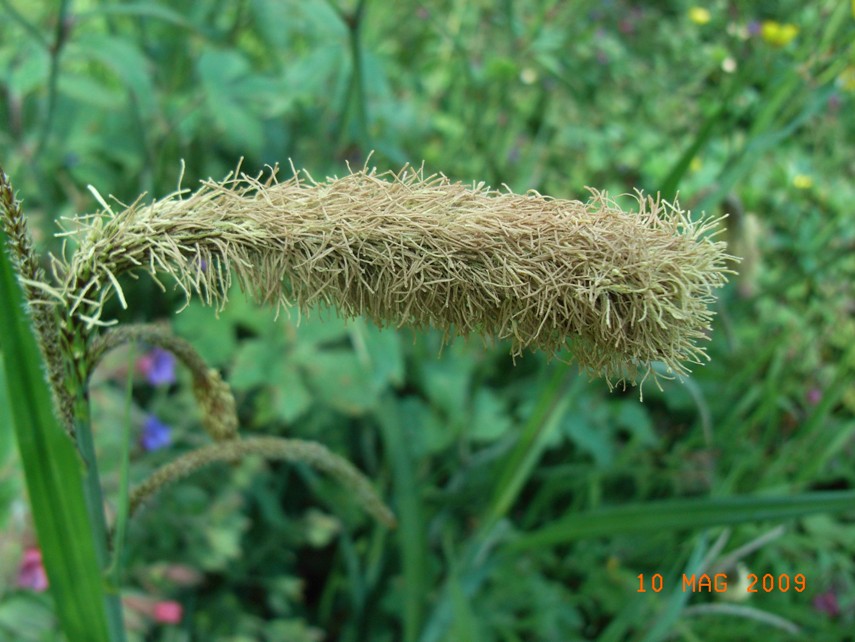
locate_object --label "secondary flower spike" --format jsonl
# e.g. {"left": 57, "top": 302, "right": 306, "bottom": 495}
{"left": 53, "top": 164, "right": 732, "bottom": 388}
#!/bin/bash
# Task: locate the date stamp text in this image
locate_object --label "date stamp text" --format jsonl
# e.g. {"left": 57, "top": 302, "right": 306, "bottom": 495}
{"left": 637, "top": 573, "right": 806, "bottom": 593}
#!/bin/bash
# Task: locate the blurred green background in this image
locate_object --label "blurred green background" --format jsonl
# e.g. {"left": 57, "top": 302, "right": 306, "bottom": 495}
{"left": 1, "top": 0, "right": 854, "bottom": 640}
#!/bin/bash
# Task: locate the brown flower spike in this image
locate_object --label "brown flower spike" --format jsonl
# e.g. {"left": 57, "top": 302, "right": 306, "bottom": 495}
{"left": 52, "top": 163, "right": 732, "bottom": 389}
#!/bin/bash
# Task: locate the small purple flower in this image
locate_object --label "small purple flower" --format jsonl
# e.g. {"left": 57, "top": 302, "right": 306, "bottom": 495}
{"left": 138, "top": 348, "right": 177, "bottom": 386}
{"left": 806, "top": 388, "right": 823, "bottom": 406}
{"left": 747, "top": 20, "right": 762, "bottom": 36}
{"left": 141, "top": 415, "right": 172, "bottom": 451}
{"left": 813, "top": 590, "right": 840, "bottom": 617}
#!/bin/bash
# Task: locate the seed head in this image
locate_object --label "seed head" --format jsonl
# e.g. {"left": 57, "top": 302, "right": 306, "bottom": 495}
{"left": 53, "top": 164, "right": 733, "bottom": 388}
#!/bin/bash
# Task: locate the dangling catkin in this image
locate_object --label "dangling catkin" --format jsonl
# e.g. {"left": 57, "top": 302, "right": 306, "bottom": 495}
{"left": 52, "top": 163, "right": 732, "bottom": 387}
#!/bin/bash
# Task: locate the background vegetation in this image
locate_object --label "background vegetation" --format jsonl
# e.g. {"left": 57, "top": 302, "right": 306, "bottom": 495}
{"left": 1, "top": 0, "right": 854, "bottom": 640}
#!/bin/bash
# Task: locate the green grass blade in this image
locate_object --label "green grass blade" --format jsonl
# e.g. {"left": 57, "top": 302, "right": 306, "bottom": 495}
{"left": 418, "top": 368, "right": 573, "bottom": 642}
{"left": 447, "top": 562, "right": 481, "bottom": 641}
{"left": 511, "top": 491, "right": 855, "bottom": 550}
{"left": 376, "top": 395, "right": 427, "bottom": 642}
{"left": 0, "top": 228, "right": 117, "bottom": 641}
{"left": 696, "top": 82, "right": 835, "bottom": 215}
{"left": 418, "top": 523, "right": 505, "bottom": 642}
{"left": 658, "top": 103, "right": 727, "bottom": 198}
{"left": 635, "top": 535, "right": 708, "bottom": 642}
{"left": 481, "top": 366, "right": 574, "bottom": 530}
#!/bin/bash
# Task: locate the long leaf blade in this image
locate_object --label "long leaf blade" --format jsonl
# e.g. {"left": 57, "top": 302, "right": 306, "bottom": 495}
{"left": 0, "top": 224, "right": 115, "bottom": 640}
{"left": 512, "top": 491, "right": 855, "bottom": 549}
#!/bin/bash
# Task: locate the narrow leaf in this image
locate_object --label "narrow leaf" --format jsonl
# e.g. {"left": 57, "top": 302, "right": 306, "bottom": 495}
{"left": 0, "top": 228, "right": 117, "bottom": 639}
{"left": 512, "top": 491, "right": 855, "bottom": 549}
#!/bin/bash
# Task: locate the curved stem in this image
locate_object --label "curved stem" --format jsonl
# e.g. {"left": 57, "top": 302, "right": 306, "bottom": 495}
{"left": 33, "top": 0, "right": 72, "bottom": 161}
{"left": 89, "top": 323, "right": 239, "bottom": 441}
{"left": 129, "top": 436, "right": 396, "bottom": 528}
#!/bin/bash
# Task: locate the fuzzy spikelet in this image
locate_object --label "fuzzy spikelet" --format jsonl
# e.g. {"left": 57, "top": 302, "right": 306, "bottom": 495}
{"left": 88, "top": 325, "right": 239, "bottom": 441}
{"left": 193, "top": 368, "right": 238, "bottom": 442}
{"left": 1, "top": 167, "right": 75, "bottom": 434}
{"left": 129, "top": 436, "right": 396, "bottom": 528}
{"left": 54, "top": 164, "right": 731, "bottom": 386}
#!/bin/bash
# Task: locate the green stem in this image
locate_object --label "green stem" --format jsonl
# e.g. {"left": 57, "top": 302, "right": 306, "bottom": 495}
{"left": 73, "top": 387, "right": 127, "bottom": 639}
{"left": 350, "top": 0, "right": 369, "bottom": 145}
{"left": 107, "top": 344, "right": 135, "bottom": 587}
{"left": 72, "top": 393, "right": 111, "bottom": 562}
{"left": 334, "top": 0, "right": 371, "bottom": 151}
{"left": 33, "top": 0, "right": 72, "bottom": 161}
{"left": 58, "top": 308, "right": 127, "bottom": 637}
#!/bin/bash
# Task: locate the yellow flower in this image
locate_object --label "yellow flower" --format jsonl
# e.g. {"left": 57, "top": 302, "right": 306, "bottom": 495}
{"left": 761, "top": 21, "right": 798, "bottom": 47}
{"left": 839, "top": 66, "right": 855, "bottom": 92}
{"left": 688, "top": 7, "right": 711, "bottom": 25}
{"left": 793, "top": 174, "right": 813, "bottom": 190}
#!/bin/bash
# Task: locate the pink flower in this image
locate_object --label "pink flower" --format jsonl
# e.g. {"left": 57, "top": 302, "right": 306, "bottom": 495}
{"left": 124, "top": 595, "right": 184, "bottom": 626}
{"left": 17, "top": 548, "right": 48, "bottom": 592}
{"left": 153, "top": 600, "right": 183, "bottom": 624}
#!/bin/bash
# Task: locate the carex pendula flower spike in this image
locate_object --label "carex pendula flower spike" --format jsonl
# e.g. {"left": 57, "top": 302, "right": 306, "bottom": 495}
{"left": 88, "top": 324, "right": 239, "bottom": 442}
{"left": 50, "top": 162, "right": 732, "bottom": 389}
{"left": 1, "top": 166, "right": 75, "bottom": 435}
{"left": 129, "top": 437, "right": 397, "bottom": 528}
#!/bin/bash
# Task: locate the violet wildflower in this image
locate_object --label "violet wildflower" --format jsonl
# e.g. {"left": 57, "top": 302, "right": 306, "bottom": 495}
{"left": 138, "top": 347, "right": 177, "bottom": 386}
{"left": 813, "top": 590, "right": 840, "bottom": 617}
{"left": 141, "top": 415, "right": 172, "bottom": 451}
{"left": 806, "top": 388, "right": 823, "bottom": 406}
{"left": 17, "top": 547, "right": 48, "bottom": 592}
